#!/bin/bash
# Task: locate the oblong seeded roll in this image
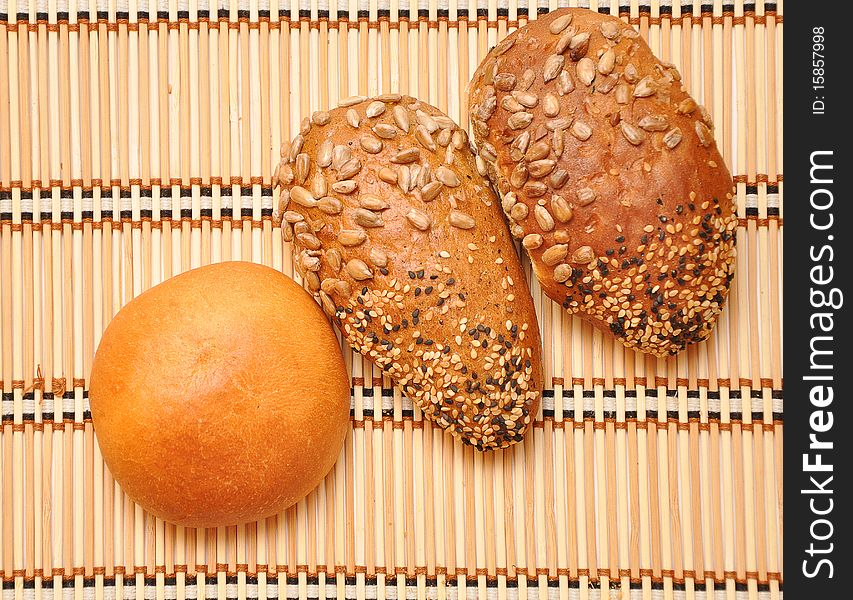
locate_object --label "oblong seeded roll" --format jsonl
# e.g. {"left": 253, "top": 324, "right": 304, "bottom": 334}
{"left": 467, "top": 9, "right": 737, "bottom": 356}
{"left": 274, "top": 95, "right": 542, "bottom": 450}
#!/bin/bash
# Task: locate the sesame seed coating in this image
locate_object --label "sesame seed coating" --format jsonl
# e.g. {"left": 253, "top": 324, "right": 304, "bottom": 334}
{"left": 276, "top": 96, "right": 543, "bottom": 449}
{"left": 468, "top": 8, "right": 737, "bottom": 357}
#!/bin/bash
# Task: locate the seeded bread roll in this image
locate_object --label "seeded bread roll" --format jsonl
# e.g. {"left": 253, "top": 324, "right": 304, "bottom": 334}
{"left": 275, "top": 95, "right": 542, "bottom": 450}
{"left": 467, "top": 9, "right": 737, "bottom": 356}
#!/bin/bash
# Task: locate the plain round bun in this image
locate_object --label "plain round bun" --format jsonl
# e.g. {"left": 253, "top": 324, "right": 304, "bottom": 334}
{"left": 89, "top": 261, "right": 350, "bottom": 528}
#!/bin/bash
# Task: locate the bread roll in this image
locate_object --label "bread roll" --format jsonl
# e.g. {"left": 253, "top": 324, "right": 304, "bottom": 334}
{"left": 467, "top": 9, "right": 737, "bottom": 356}
{"left": 275, "top": 95, "right": 542, "bottom": 450}
{"left": 89, "top": 262, "right": 350, "bottom": 528}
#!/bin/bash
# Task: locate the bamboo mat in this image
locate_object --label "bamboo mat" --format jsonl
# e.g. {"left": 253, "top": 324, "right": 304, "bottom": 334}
{"left": 0, "top": 1, "right": 783, "bottom": 599}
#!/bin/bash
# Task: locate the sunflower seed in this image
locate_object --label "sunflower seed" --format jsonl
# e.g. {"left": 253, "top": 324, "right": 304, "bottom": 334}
{"left": 330, "top": 180, "right": 356, "bottom": 195}
{"left": 510, "top": 224, "right": 525, "bottom": 239}
{"left": 501, "top": 96, "right": 525, "bottom": 113}
{"left": 519, "top": 68, "right": 536, "bottom": 91}
{"left": 334, "top": 280, "right": 352, "bottom": 297}
{"left": 525, "top": 181, "right": 549, "bottom": 197}
{"left": 415, "top": 110, "right": 439, "bottom": 134}
{"left": 478, "top": 142, "right": 497, "bottom": 162}
{"left": 346, "top": 259, "right": 373, "bottom": 281}
{"left": 434, "top": 166, "right": 461, "bottom": 188}
{"left": 317, "top": 140, "right": 334, "bottom": 168}
{"left": 338, "top": 229, "right": 368, "bottom": 246}
{"left": 615, "top": 83, "right": 630, "bottom": 104}
{"left": 289, "top": 134, "right": 304, "bottom": 160}
{"left": 546, "top": 117, "right": 573, "bottom": 132}
{"left": 297, "top": 232, "right": 322, "bottom": 250}
{"left": 305, "top": 271, "right": 321, "bottom": 292}
{"left": 597, "top": 75, "right": 618, "bottom": 94}
{"left": 549, "top": 168, "right": 569, "bottom": 190}
{"left": 377, "top": 93, "right": 402, "bottom": 103}
{"left": 282, "top": 222, "right": 293, "bottom": 241}
{"left": 378, "top": 167, "right": 397, "bottom": 184}
{"left": 600, "top": 20, "right": 620, "bottom": 40}
{"left": 414, "top": 125, "right": 436, "bottom": 151}
{"left": 623, "top": 63, "right": 639, "bottom": 83}
{"left": 509, "top": 131, "right": 531, "bottom": 162}
{"left": 312, "top": 110, "right": 331, "bottom": 125}
{"left": 416, "top": 163, "right": 431, "bottom": 188}
{"left": 493, "top": 35, "right": 516, "bottom": 56}
{"left": 369, "top": 247, "right": 389, "bottom": 268}
{"left": 293, "top": 221, "right": 310, "bottom": 236}
{"left": 597, "top": 49, "right": 616, "bottom": 76}
{"left": 359, "top": 135, "right": 384, "bottom": 154}
{"left": 353, "top": 208, "right": 384, "bottom": 228}
{"left": 568, "top": 32, "right": 590, "bottom": 60}
{"left": 366, "top": 101, "right": 386, "bottom": 118}
{"left": 512, "top": 90, "right": 539, "bottom": 109}
{"left": 359, "top": 195, "right": 389, "bottom": 211}
{"left": 542, "top": 244, "right": 569, "bottom": 266}
{"left": 556, "top": 70, "right": 575, "bottom": 96}
{"left": 406, "top": 208, "right": 432, "bottom": 231}
{"left": 534, "top": 205, "right": 555, "bottom": 231}
{"left": 452, "top": 129, "right": 467, "bottom": 150}
{"left": 448, "top": 210, "right": 476, "bottom": 230}
{"left": 638, "top": 115, "right": 669, "bottom": 132}
{"left": 391, "top": 105, "right": 410, "bottom": 134}
{"left": 294, "top": 153, "right": 310, "bottom": 185}
{"left": 525, "top": 140, "right": 551, "bottom": 162}
{"left": 576, "top": 57, "right": 596, "bottom": 86}
{"left": 494, "top": 72, "right": 517, "bottom": 91}
{"left": 421, "top": 181, "right": 443, "bottom": 201}
{"left": 332, "top": 145, "right": 351, "bottom": 171}
{"left": 346, "top": 108, "right": 361, "bottom": 128}
{"left": 319, "top": 291, "right": 336, "bottom": 316}
{"left": 571, "top": 245, "right": 595, "bottom": 264}
{"left": 326, "top": 248, "right": 342, "bottom": 272}
{"left": 510, "top": 163, "right": 529, "bottom": 188}
{"left": 338, "top": 95, "right": 367, "bottom": 107}
{"left": 554, "top": 26, "right": 578, "bottom": 55}
{"left": 397, "top": 165, "right": 411, "bottom": 193}
{"left": 620, "top": 121, "right": 646, "bottom": 145}
{"left": 543, "top": 54, "right": 565, "bottom": 83}
{"left": 510, "top": 202, "right": 529, "bottom": 221}
{"left": 576, "top": 187, "right": 596, "bottom": 206}
{"left": 677, "top": 97, "right": 698, "bottom": 114}
{"left": 436, "top": 128, "right": 452, "bottom": 147}
{"left": 699, "top": 105, "right": 714, "bottom": 128}
{"left": 522, "top": 233, "right": 543, "bottom": 250}
{"left": 321, "top": 278, "right": 338, "bottom": 294}
{"left": 318, "top": 197, "right": 343, "bottom": 215}
{"left": 528, "top": 159, "right": 557, "bottom": 178}
{"left": 549, "top": 13, "right": 573, "bottom": 34}
{"left": 301, "top": 252, "right": 322, "bottom": 272}
{"left": 501, "top": 192, "right": 517, "bottom": 214}
{"left": 476, "top": 96, "right": 497, "bottom": 121}
{"left": 633, "top": 76, "right": 656, "bottom": 97}
{"left": 283, "top": 210, "right": 304, "bottom": 224}
{"left": 663, "top": 127, "right": 683, "bottom": 149}
{"left": 434, "top": 116, "right": 455, "bottom": 130}
{"left": 550, "top": 195, "right": 573, "bottom": 222}
{"left": 372, "top": 123, "right": 398, "bottom": 139}
{"left": 537, "top": 94, "right": 559, "bottom": 119}
{"left": 338, "top": 158, "right": 363, "bottom": 179}
{"left": 508, "top": 112, "right": 534, "bottom": 130}
{"left": 290, "top": 186, "right": 317, "bottom": 208}
{"left": 570, "top": 121, "right": 593, "bottom": 141}
{"left": 695, "top": 121, "right": 714, "bottom": 147}
{"left": 311, "top": 173, "right": 328, "bottom": 198}
{"left": 553, "top": 264, "right": 573, "bottom": 283}
{"left": 391, "top": 148, "right": 420, "bottom": 164}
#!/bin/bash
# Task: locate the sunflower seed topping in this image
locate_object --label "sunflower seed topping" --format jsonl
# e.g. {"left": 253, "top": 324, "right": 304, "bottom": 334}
{"left": 556, "top": 70, "right": 575, "bottom": 95}
{"left": 415, "top": 125, "right": 437, "bottom": 151}
{"left": 638, "top": 115, "right": 669, "bottom": 132}
{"left": 378, "top": 167, "right": 397, "bottom": 184}
{"left": 346, "top": 108, "right": 361, "bottom": 128}
{"left": 448, "top": 210, "right": 476, "bottom": 229}
{"left": 571, "top": 245, "right": 595, "bottom": 264}
{"left": 510, "top": 202, "right": 529, "bottom": 221}
{"left": 338, "top": 95, "right": 367, "bottom": 107}
{"left": 359, "top": 195, "right": 389, "bottom": 211}
{"left": 317, "top": 140, "right": 334, "bottom": 167}
{"left": 338, "top": 229, "right": 368, "bottom": 246}
{"left": 325, "top": 248, "right": 342, "bottom": 272}
{"left": 406, "top": 208, "right": 432, "bottom": 231}
{"left": 353, "top": 208, "right": 384, "bottom": 228}
{"left": 677, "top": 97, "right": 698, "bottom": 114}
{"left": 346, "top": 259, "right": 374, "bottom": 281}
{"left": 338, "top": 158, "right": 363, "bottom": 179}
{"left": 311, "top": 172, "right": 328, "bottom": 198}
{"left": 283, "top": 211, "right": 304, "bottom": 223}
{"left": 369, "top": 247, "right": 388, "bottom": 268}
{"left": 318, "top": 197, "right": 343, "bottom": 215}
{"left": 525, "top": 140, "right": 551, "bottom": 162}
{"left": 663, "top": 127, "right": 683, "bottom": 149}
{"left": 331, "top": 180, "right": 357, "bottom": 194}
{"left": 553, "top": 263, "right": 573, "bottom": 283}
{"left": 598, "top": 49, "right": 616, "bottom": 75}
{"left": 435, "top": 166, "right": 461, "bottom": 187}
{"left": 494, "top": 72, "right": 517, "bottom": 91}
{"left": 600, "top": 21, "right": 620, "bottom": 40}
{"left": 577, "top": 57, "right": 596, "bottom": 86}
{"left": 550, "top": 195, "right": 573, "bottom": 222}
{"left": 522, "top": 233, "right": 543, "bottom": 250}
{"left": 534, "top": 205, "right": 555, "bottom": 231}
{"left": 501, "top": 96, "right": 525, "bottom": 113}
{"left": 543, "top": 54, "right": 566, "bottom": 82}
{"left": 695, "top": 121, "right": 714, "bottom": 147}
{"left": 510, "top": 164, "right": 529, "bottom": 188}
{"left": 420, "top": 181, "right": 443, "bottom": 201}
{"left": 365, "top": 101, "right": 386, "bottom": 118}
{"left": 392, "top": 105, "right": 411, "bottom": 133}
{"left": 528, "top": 159, "right": 557, "bottom": 178}
{"left": 501, "top": 192, "right": 517, "bottom": 213}
{"left": 554, "top": 26, "right": 578, "bottom": 55}
{"left": 568, "top": 32, "right": 591, "bottom": 60}
{"left": 373, "top": 123, "right": 398, "bottom": 139}
{"left": 508, "top": 112, "right": 534, "bottom": 130}
{"left": 633, "top": 76, "right": 656, "bottom": 97}
{"left": 542, "top": 93, "right": 560, "bottom": 118}
{"left": 290, "top": 186, "right": 317, "bottom": 208}
{"left": 542, "top": 244, "right": 569, "bottom": 266}
{"left": 623, "top": 63, "right": 639, "bottom": 83}
{"left": 312, "top": 110, "right": 331, "bottom": 125}
{"left": 332, "top": 145, "right": 351, "bottom": 171}
{"left": 570, "top": 121, "right": 593, "bottom": 141}
{"left": 576, "top": 187, "right": 597, "bottom": 206}
{"left": 359, "top": 135, "right": 384, "bottom": 154}
{"left": 549, "top": 168, "right": 569, "bottom": 189}
{"left": 620, "top": 121, "right": 646, "bottom": 145}
{"left": 549, "top": 13, "right": 574, "bottom": 34}
{"left": 296, "top": 232, "right": 322, "bottom": 250}
{"left": 436, "top": 128, "right": 452, "bottom": 147}
{"left": 391, "top": 148, "right": 421, "bottom": 164}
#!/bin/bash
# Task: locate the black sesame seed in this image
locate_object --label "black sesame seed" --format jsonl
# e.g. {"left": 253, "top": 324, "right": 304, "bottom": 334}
{"left": 415, "top": 288, "right": 422, "bottom": 296}
{"left": 659, "top": 215, "right": 668, "bottom": 223}
{"left": 408, "top": 271, "right": 416, "bottom": 279}
{"left": 447, "top": 278, "right": 455, "bottom": 285}
{"left": 616, "top": 235, "right": 625, "bottom": 243}
{"left": 425, "top": 286, "right": 433, "bottom": 294}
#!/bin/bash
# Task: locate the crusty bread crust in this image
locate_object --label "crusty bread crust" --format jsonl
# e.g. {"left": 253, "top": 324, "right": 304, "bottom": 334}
{"left": 275, "top": 95, "right": 542, "bottom": 450}
{"left": 468, "top": 9, "right": 737, "bottom": 356}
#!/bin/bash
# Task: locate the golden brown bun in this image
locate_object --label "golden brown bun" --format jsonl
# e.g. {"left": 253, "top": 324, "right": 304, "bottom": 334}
{"left": 275, "top": 95, "right": 542, "bottom": 450}
{"left": 89, "top": 261, "right": 350, "bottom": 528}
{"left": 468, "top": 9, "right": 737, "bottom": 356}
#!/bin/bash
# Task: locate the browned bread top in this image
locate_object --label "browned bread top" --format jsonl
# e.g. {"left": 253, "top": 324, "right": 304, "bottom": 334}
{"left": 468, "top": 9, "right": 737, "bottom": 356}
{"left": 275, "top": 95, "right": 542, "bottom": 450}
